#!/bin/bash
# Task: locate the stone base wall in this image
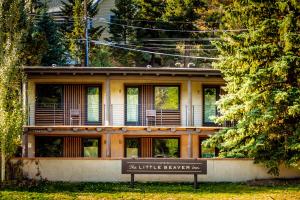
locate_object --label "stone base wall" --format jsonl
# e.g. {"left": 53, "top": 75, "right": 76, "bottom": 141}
{"left": 11, "top": 158, "right": 300, "bottom": 182}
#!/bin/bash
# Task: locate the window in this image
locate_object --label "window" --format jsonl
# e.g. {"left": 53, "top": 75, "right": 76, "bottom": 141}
{"left": 154, "top": 86, "right": 179, "bottom": 110}
{"left": 153, "top": 138, "right": 180, "bottom": 158}
{"left": 83, "top": 138, "right": 100, "bottom": 158}
{"left": 36, "top": 84, "right": 63, "bottom": 108}
{"left": 125, "top": 138, "right": 140, "bottom": 158}
{"left": 126, "top": 87, "right": 140, "bottom": 124}
{"left": 86, "top": 86, "right": 100, "bottom": 123}
{"left": 35, "top": 136, "right": 63, "bottom": 157}
{"left": 199, "top": 138, "right": 218, "bottom": 158}
{"left": 203, "top": 86, "right": 220, "bottom": 125}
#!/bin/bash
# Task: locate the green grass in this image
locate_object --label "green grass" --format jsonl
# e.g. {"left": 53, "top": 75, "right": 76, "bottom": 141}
{"left": 1, "top": 181, "right": 300, "bottom": 200}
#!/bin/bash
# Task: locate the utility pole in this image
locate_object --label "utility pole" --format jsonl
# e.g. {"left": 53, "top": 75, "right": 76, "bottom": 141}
{"left": 84, "top": 0, "right": 89, "bottom": 66}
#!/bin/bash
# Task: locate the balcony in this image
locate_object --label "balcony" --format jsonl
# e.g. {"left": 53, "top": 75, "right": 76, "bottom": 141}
{"left": 26, "top": 103, "right": 234, "bottom": 127}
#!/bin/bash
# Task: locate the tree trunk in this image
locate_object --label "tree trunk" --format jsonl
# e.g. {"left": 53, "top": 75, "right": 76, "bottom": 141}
{"left": 1, "top": 150, "right": 5, "bottom": 182}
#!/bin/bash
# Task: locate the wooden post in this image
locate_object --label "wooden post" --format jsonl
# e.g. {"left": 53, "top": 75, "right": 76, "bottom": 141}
{"left": 194, "top": 174, "right": 198, "bottom": 189}
{"left": 188, "top": 130, "right": 193, "bottom": 158}
{"left": 130, "top": 174, "right": 135, "bottom": 188}
{"left": 105, "top": 78, "right": 110, "bottom": 125}
{"left": 187, "top": 79, "right": 192, "bottom": 126}
{"left": 106, "top": 132, "right": 111, "bottom": 157}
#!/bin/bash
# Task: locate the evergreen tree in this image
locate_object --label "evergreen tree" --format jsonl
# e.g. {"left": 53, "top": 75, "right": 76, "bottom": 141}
{"left": 107, "top": 0, "right": 137, "bottom": 66}
{"left": 0, "top": 0, "right": 26, "bottom": 181}
{"left": 60, "top": 0, "right": 104, "bottom": 65}
{"left": 206, "top": 0, "right": 300, "bottom": 175}
{"left": 22, "top": 4, "right": 66, "bottom": 66}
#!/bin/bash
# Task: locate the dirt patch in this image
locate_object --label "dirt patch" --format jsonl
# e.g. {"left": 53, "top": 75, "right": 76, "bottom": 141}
{"left": 246, "top": 178, "right": 300, "bottom": 186}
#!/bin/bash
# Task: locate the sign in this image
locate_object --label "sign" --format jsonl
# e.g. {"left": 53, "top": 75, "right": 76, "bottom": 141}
{"left": 122, "top": 159, "right": 207, "bottom": 174}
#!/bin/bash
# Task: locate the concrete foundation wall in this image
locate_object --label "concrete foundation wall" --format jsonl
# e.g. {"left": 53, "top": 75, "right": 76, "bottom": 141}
{"left": 13, "top": 158, "right": 300, "bottom": 182}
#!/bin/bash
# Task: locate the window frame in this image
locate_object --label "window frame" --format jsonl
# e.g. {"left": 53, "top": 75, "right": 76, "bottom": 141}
{"left": 202, "top": 85, "right": 220, "bottom": 126}
{"left": 35, "top": 136, "right": 64, "bottom": 157}
{"left": 199, "top": 137, "right": 219, "bottom": 158}
{"left": 124, "top": 85, "right": 141, "bottom": 125}
{"left": 85, "top": 85, "right": 102, "bottom": 125}
{"left": 82, "top": 137, "right": 101, "bottom": 158}
{"left": 124, "top": 137, "right": 141, "bottom": 158}
{"left": 152, "top": 137, "right": 181, "bottom": 158}
{"left": 153, "top": 85, "right": 180, "bottom": 111}
{"left": 35, "top": 84, "right": 64, "bottom": 108}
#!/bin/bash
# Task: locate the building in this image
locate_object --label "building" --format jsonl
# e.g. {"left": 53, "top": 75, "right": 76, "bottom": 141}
{"left": 23, "top": 66, "right": 227, "bottom": 159}
{"left": 19, "top": 66, "right": 300, "bottom": 182}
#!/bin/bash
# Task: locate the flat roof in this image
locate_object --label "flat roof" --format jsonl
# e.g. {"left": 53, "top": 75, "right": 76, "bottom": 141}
{"left": 23, "top": 66, "right": 222, "bottom": 77}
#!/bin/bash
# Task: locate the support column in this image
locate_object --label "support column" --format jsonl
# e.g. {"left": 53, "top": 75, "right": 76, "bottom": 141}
{"left": 106, "top": 132, "right": 111, "bottom": 157}
{"left": 105, "top": 77, "right": 111, "bottom": 125}
{"left": 22, "top": 80, "right": 28, "bottom": 157}
{"left": 187, "top": 130, "right": 193, "bottom": 158}
{"left": 187, "top": 80, "right": 193, "bottom": 126}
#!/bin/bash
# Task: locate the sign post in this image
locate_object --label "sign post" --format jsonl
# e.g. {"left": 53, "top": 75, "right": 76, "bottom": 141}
{"left": 122, "top": 159, "right": 207, "bottom": 189}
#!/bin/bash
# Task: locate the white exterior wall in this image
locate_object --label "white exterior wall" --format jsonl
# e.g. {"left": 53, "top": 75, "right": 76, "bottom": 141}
{"left": 14, "top": 158, "right": 300, "bottom": 182}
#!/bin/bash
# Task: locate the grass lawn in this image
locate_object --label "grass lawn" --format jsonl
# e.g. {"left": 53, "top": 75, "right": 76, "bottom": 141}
{"left": 1, "top": 181, "right": 300, "bottom": 200}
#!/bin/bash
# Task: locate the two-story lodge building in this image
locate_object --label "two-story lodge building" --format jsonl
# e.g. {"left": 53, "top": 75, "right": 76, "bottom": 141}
{"left": 23, "top": 66, "right": 227, "bottom": 159}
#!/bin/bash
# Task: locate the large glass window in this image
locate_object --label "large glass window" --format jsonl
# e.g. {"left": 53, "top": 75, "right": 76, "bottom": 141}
{"left": 203, "top": 86, "right": 219, "bottom": 124}
{"left": 126, "top": 87, "right": 139, "bottom": 123}
{"left": 35, "top": 136, "right": 63, "bottom": 157}
{"left": 153, "top": 138, "right": 180, "bottom": 158}
{"left": 87, "top": 87, "right": 100, "bottom": 123}
{"left": 155, "top": 86, "right": 179, "bottom": 110}
{"left": 199, "top": 138, "right": 217, "bottom": 158}
{"left": 125, "top": 138, "right": 140, "bottom": 158}
{"left": 36, "top": 84, "right": 63, "bottom": 108}
{"left": 83, "top": 138, "right": 100, "bottom": 158}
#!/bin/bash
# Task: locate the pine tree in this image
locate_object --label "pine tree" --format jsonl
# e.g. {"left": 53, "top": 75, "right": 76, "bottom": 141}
{"left": 107, "top": 0, "right": 137, "bottom": 66}
{"left": 22, "top": 4, "right": 66, "bottom": 66}
{"left": 206, "top": 0, "right": 300, "bottom": 175}
{"left": 61, "top": 0, "right": 104, "bottom": 65}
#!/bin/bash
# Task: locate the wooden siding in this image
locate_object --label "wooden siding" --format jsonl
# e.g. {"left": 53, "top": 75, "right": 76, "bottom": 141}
{"left": 64, "top": 85, "right": 85, "bottom": 125}
{"left": 141, "top": 137, "right": 152, "bottom": 157}
{"left": 35, "top": 84, "right": 102, "bottom": 126}
{"left": 63, "top": 137, "right": 82, "bottom": 157}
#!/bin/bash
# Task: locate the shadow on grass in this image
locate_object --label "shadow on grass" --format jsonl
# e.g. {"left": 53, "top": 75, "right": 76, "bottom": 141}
{"left": 2, "top": 181, "right": 300, "bottom": 195}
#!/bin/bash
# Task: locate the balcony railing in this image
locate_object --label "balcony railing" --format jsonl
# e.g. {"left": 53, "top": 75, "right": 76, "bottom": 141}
{"left": 26, "top": 103, "right": 235, "bottom": 127}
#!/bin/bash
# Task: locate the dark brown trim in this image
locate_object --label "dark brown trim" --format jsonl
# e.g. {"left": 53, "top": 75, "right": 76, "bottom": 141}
{"left": 124, "top": 137, "right": 141, "bottom": 158}
{"left": 85, "top": 85, "right": 102, "bottom": 125}
{"left": 153, "top": 85, "right": 181, "bottom": 111}
{"left": 124, "top": 85, "right": 142, "bottom": 126}
{"left": 24, "top": 66, "right": 222, "bottom": 77}
{"left": 202, "top": 85, "right": 220, "bottom": 126}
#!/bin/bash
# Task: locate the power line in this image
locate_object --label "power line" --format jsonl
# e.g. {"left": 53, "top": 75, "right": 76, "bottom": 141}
{"left": 97, "top": 18, "right": 248, "bottom": 33}
{"left": 91, "top": 40, "right": 220, "bottom": 60}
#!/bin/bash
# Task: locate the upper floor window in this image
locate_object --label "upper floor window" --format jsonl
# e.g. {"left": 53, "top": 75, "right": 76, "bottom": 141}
{"left": 86, "top": 86, "right": 101, "bottom": 123}
{"left": 203, "top": 86, "right": 220, "bottom": 125}
{"left": 36, "top": 84, "right": 63, "bottom": 107}
{"left": 154, "top": 86, "right": 179, "bottom": 110}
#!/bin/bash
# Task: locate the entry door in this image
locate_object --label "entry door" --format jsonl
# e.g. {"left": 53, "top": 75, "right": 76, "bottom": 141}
{"left": 125, "top": 86, "right": 140, "bottom": 125}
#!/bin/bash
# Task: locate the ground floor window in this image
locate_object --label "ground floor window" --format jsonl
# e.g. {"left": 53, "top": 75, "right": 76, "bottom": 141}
{"left": 35, "top": 136, "right": 63, "bottom": 157}
{"left": 124, "top": 137, "right": 180, "bottom": 158}
{"left": 83, "top": 138, "right": 100, "bottom": 158}
{"left": 153, "top": 138, "right": 179, "bottom": 158}
{"left": 199, "top": 137, "right": 218, "bottom": 158}
{"left": 35, "top": 136, "right": 101, "bottom": 158}
{"left": 124, "top": 138, "right": 140, "bottom": 158}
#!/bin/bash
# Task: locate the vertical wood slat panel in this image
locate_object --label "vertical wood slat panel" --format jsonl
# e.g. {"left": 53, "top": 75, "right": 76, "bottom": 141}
{"left": 64, "top": 85, "right": 84, "bottom": 125}
{"left": 63, "top": 137, "right": 82, "bottom": 157}
{"left": 141, "top": 137, "right": 152, "bottom": 158}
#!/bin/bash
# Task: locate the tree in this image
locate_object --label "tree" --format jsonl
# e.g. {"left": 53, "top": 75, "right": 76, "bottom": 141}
{"left": 22, "top": 4, "right": 66, "bottom": 66}
{"left": 205, "top": 0, "right": 300, "bottom": 175}
{"left": 0, "top": 0, "right": 26, "bottom": 182}
{"left": 107, "top": 0, "right": 137, "bottom": 66}
{"left": 60, "top": 0, "right": 105, "bottom": 65}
